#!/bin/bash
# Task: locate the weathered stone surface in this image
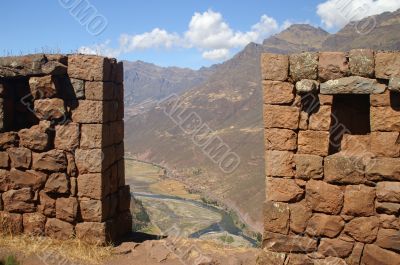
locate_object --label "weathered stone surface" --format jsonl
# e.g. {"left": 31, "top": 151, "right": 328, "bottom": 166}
{"left": 346, "top": 242, "right": 364, "bottom": 265}
{"left": 376, "top": 229, "right": 400, "bottom": 252}
{"left": 263, "top": 232, "right": 317, "bottom": 253}
{"left": 7, "top": 147, "right": 31, "bottom": 169}
{"left": 118, "top": 185, "right": 131, "bottom": 212}
{"left": 264, "top": 201, "right": 289, "bottom": 234}
{"left": 264, "top": 105, "right": 299, "bottom": 129}
{"left": 290, "top": 52, "right": 318, "bottom": 81}
{"left": 34, "top": 98, "right": 66, "bottom": 120}
{"left": 306, "top": 214, "right": 345, "bottom": 238}
{"left": 85, "top": 81, "right": 114, "bottom": 101}
{"left": 2, "top": 188, "right": 35, "bottom": 213}
{"left": 370, "top": 90, "right": 391, "bottom": 107}
{"left": 306, "top": 180, "right": 344, "bottom": 214}
{"left": 0, "top": 152, "right": 9, "bottom": 168}
{"left": 75, "top": 148, "right": 104, "bottom": 174}
{"left": 308, "top": 105, "right": 331, "bottom": 131}
{"left": 265, "top": 151, "right": 294, "bottom": 177}
{"left": 318, "top": 52, "right": 349, "bottom": 81}
{"left": 343, "top": 185, "right": 375, "bottom": 216}
{"left": 285, "top": 254, "right": 313, "bottom": 265}
{"left": 376, "top": 182, "right": 400, "bottom": 203}
{"left": 389, "top": 77, "right": 400, "bottom": 93}
{"left": 298, "top": 131, "right": 329, "bottom": 156}
{"left": 314, "top": 257, "right": 347, "bottom": 265}
{"left": 299, "top": 111, "right": 308, "bottom": 130}
{"left": 324, "top": 154, "right": 366, "bottom": 184}
{"left": 341, "top": 135, "right": 370, "bottom": 154}
{"left": 37, "top": 190, "right": 56, "bottom": 217}
{"left": 23, "top": 212, "right": 46, "bottom": 235}
{"left": 77, "top": 173, "right": 109, "bottom": 200}
{"left": 0, "top": 132, "right": 18, "bottom": 150}
{"left": 263, "top": 81, "right": 294, "bottom": 104}
{"left": 80, "top": 123, "right": 110, "bottom": 149}
{"left": 9, "top": 169, "right": 47, "bottom": 190}
{"left": 320, "top": 76, "right": 385, "bottom": 94}
{"left": 66, "top": 152, "right": 77, "bottom": 177}
{"left": 68, "top": 55, "right": 113, "bottom": 81}
{"left": 54, "top": 122, "right": 80, "bottom": 151}
{"left": 261, "top": 53, "right": 289, "bottom": 81}
{"left": 371, "top": 107, "right": 400, "bottom": 131}
{"left": 29, "top": 76, "right": 57, "bottom": 99}
{"left": 366, "top": 158, "right": 400, "bottom": 181}
{"left": 319, "top": 94, "right": 333, "bottom": 105}
{"left": 0, "top": 212, "right": 23, "bottom": 234}
{"left": 75, "top": 222, "right": 110, "bottom": 245}
{"left": 349, "top": 49, "right": 375, "bottom": 77}
{"left": 45, "top": 218, "right": 74, "bottom": 240}
{"left": 71, "top": 100, "right": 107, "bottom": 123}
{"left": 375, "top": 51, "right": 400, "bottom": 79}
{"left": 44, "top": 173, "right": 69, "bottom": 194}
{"left": 265, "top": 129, "right": 297, "bottom": 151}
{"left": 18, "top": 123, "right": 50, "bottom": 151}
{"left": 376, "top": 202, "right": 400, "bottom": 215}
{"left": 379, "top": 214, "right": 400, "bottom": 230}
{"left": 80, "top": 198, "right": 109, "bottom": 222}
{"left": 294, "top": 154, "right": 323, "bottom": 180}
{"left": 32, "top": 150, "right": 67, "bottom": 172}
{"left": 295, "top": 79, "right": 319, "bottom": 94}
{"left": 370, "top": 132, "right": 400, "bottom": 157}
{"left": 344, "top": 217, "right": 379, "bottom": 243}
{"left": 256, "top": 250, "right": 286, "bottom": 265}
{"left": 361, "top": 244, "right": 400, "bottom": 265}
{"left": 70, "top": 177, "right": 77, "bottom": 196}
{"left": 318, "top": 237, "right": 354, "bottom": 258}
{"left": 266, "top": 178, "right": 303, "bottom": 202}
{"left": 56, "top": 197, "right": 78, "bottom": 223}
{"left": 70, "top": 78, "right": 85, "bottom": 99}
{"left": 289, "top": 201, "right": 312, "bottom": 234}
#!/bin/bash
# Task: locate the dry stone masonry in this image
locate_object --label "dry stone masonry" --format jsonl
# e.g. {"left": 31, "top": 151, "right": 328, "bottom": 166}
{"left": 261, "top": 50, "right": 400, "bottom": 265}
{"left": 0, "top": 54, "right": 131, "bottom": 245}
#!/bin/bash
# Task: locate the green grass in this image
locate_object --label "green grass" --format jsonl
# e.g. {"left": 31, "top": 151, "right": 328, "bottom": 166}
{"left": 0, "top": 255, "right": 19, "bottom": 265}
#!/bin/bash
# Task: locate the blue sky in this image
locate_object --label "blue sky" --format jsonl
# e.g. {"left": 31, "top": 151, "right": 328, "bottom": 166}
{"left": 2, "top": 0, "right": 400, "bottom": 68}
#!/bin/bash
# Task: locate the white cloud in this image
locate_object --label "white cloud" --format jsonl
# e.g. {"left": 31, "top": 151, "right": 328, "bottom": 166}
{"left": 317, "top": 0, "right": 400, "bottom": 29}
{"left": 202, "top": 48, "right": 230, "bottom": 60}
{"left": 78, "top": 9, "right": 281, "bottom": 61}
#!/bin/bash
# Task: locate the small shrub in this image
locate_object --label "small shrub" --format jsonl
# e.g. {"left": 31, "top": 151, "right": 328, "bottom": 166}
{"left": 3, "top": 255, "right": 19, "bottom": 265}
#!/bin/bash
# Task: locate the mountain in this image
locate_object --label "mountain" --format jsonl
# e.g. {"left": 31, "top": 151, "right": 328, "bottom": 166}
{"left": 124, "top": 10, "right": 400, "bottom": 233}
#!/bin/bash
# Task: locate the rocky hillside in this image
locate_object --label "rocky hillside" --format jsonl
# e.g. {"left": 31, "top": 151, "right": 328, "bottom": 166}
{"left": 124, "top": 10, "right": 400, "bottom": 233}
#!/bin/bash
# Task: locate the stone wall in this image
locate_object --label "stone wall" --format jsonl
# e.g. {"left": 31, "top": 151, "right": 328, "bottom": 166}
{"left": 0, "top": 54, "right": 131, "bottom": 245}
{"left": 261, "top": 50, "right": 400, "bottom": 264}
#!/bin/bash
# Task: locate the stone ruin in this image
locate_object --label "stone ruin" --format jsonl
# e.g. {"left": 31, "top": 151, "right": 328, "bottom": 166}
{"left": 261, "top": 50, "right": 400, "bottom": 264}
{"left": 0, "top": 54, "right": 131, "bottom": 245}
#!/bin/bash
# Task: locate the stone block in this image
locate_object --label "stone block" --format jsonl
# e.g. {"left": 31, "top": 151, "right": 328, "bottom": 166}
{"left": 0, "top": 212, "right": 23, "bottom": 234}
{"left": 37, "top": 190, "right": 56, "bottom": 217}
{"left": 341, "top": 134, "right": 370, "bottom": 154}
{"left": 349, "top": 49, "right": 375, "bottom": 77}
{"left": 343, "top": 185, "right": 376, "bottom": 216}
{"left": 344, "top": 217, "right": 379, "bottom": 243}
{"left": 320, "top": 76, "right": 385, "bottom": 94}
{"left": 389, "top": 77, "right": 400, "bottom": 92}
{"left": 77, "top": 173, "right": 110, "bottom": 200}
{"left": 366, "top": 158, "right": 400, "bottom": 181}
{"left": 0, "top": 132, "right": 18, "bottom": 150}
{"left": 54, "top": 122, "right": 80, "bottom": 151}
{"left": 264, "top": 129, "right": 297, "bottom": 151}
{"left": 264, "top": 201, "right": 289, "bottom": 234}
{"left": 376, "top": 182, "right": 400, "bottom": 203}
{"left": 289, "top": 201, "right": 312, "bottom": 234}
{"left": 318, "top": 237, "right": 354, "bottom": 258}
{"left": 80, "top": 123, "right": 110, "bottom": 149}
{"left": 376, "top": 228, "right": 400, "bottom": 252}
{"left": 23, "top": 212, "right": 46, "bottom": 235}
{"left": 66, "top": 152, "right": 77, "bottom": 178}
{"left": 370, "top": 89, "right": 391, "bottom": 107}
{"left": 324, "top": 154, "right": 366, "bottom": 184}
{"left": 298, "top": 131, "right": 329, "bottom": 156}
{"left": 308, "top": 105, "right": 331, "bottom": 131}
{"left": 376, "top": 202, "right": 400, "bottom": 215}
{"left": 75, "top": 148, "right": 104, "bottom": 173}
{"left": 18, "top": 123, "right": 50, "bottom": 151}
{"left": 9, "top": 169, "right": 47, "bottom": 191}
{"left": 75, "top": 222, "right": 110, "bottom": 245}
{"left": 266, "top": 178, "right": 303, "bottom": 202}
{"left": 295, "top": 79, "right": 319, "bottom": 94}
{"left": 7, "top": 147, "right": 31, "bottom": 169}
{"left": 85, "top": 81, "right": 115, "bottom": 101}
{"left": 264, "top": 105, "right": 299, "bottom": 130}
{"left": 375, "top": 51, "right": 400, "bottom": 79}
{"left": 318, "top": 52, "right": 349, "bottom": 81}
{"left": 361, "top": 244, "right": 400, "bottom": 265}
{"left": 263, "top": 232, "right": 317, "bottom": 253}
{"left": 263, "top": 81, "right": 294, "bottom": 104}
{"left": 111, "top": 120, "right": 124, "bottom": 144}
{"left": 370, "top": 132, "right": 400, "bottom": 157}
{"left": 71, "top": 100, "right": 106, "bottom": 123}
{"left": 294, "top": 154, "right": 323, "bottom": 180}
{"left": 118, "top": 185, "right": 131, "bottom": 212}
{"left": 45, "top": 218, "right": 74, "bottom": 240}
{"left": 0, "top": 152, "right": 9, "bottom": 168}
{"left": 289, "top": 52, "right": 318, "bottom": 81}
{"left": 34, "top": 98, "right": 66, "bottom": 120}
{"left": 265, "top": 151, "right": 294, "bottom": 177}
{"left": 29, "top": 75, "right": 57, "bottom": 99}
{"left": 68, "top": 55, "right": 114, "bottom": 81}
{"left": 379, "top": 214, "right": 400, "bottom": 230}
{"left": 2, "top": 188, "right": 35, "bottom": 213}
{"left": 32, "top": 150, "right": 67, "bottom": 172}
{"left": 44, "top": 173, "right": 69, "bottom": 194}
{"left": 261, "top": 53, "right": 289, "bottom": 81}
{"left": 79, "top": 198, "right": 109, "bottom": 222}
{"left": 306, "top": 213, "right": 345, "bottom": 238}
{"left": 56, "top": 197, "right": 78, "bottom": 223}
{"left": 306, "top": 180, "right": 344, "bottom": 214}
